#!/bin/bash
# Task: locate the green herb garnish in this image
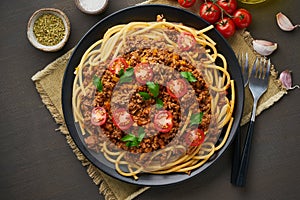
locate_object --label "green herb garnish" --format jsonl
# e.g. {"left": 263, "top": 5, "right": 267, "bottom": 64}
{"left": 139, "top": 92, "right": 151, "bottom": 100}
{"left": 119, "top": 67, "right": 134, "bottom": 83}
{"left": 180, "top": 71, "right": 197, "bottom": 82}
{"left": 139, "top": 82, "right": 163, "bottom": 108}
{"left": 118, "top": 68, "right": 125, "bottom": 77}
{"left": 137, "top": 127, "right": 146, "bottom": 142}
{"left": 146, "top": 81, "right": 159, "bottom": 97}
{"left": 190, "top": 112, "right": 203, "bottom": 126}
{"left": 155, "top": 98, "right": 164, "bottom": 109}
{"left": 121, "top": 127, "right": 145, "bottom": 147}
{"left": 93, "top": 75, "right": 103, "bottom": 92}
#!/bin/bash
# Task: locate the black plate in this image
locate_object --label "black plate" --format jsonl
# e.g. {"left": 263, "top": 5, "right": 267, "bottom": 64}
{"left": 62, "top": 4, "right": 244, "bottom": 186}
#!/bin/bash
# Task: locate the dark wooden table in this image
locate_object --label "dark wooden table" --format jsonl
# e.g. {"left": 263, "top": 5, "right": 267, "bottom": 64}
{"left": 1, "top": 0, "right": 299, "bottom": 199}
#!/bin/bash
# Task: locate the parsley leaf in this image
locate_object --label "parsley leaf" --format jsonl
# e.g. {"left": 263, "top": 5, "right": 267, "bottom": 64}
{"left": 190, "top": 112, "right": 203, "bottom": 126}
{"left": 119, "top": 76, "right": 132, "bottom": 83}
{"left": 121, "top": 133, "right": 136, "bottom": 142}
{"left": 121, "top": 128, "right": 145, "bottom": 147}
{"left": 93, "top": 75, "right": 103, "bottom": 92}
{"left": 155, "top": 98, "right": 164, "bottom": 109}
{"left": 119, "top": 67, "right": 134, "bottom": 83}
{"left": 128, "top": 140, "right": 139, "bottom": 147}
{"left": 140, "top": 82, "right": 163, "bottom": 108}
{"left": 137, "top": 127, "right": 146, "bottom": 142}
{"left": 146, "top": 81, "right": 159, "bottom": 97}
{"left": 118, "top": 68, "right": 125, "bottom": 77}
{"left": 121, "top": 133, "right": 137, "bottom": 147}
{"left": 180, "top": 71, "right": 197, "bottom": 82}
{"left": 139, "top": 92, "right": 151, "bottom": 100}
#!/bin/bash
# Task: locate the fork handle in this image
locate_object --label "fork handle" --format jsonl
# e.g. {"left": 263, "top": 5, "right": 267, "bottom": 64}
{"left": 235, "top": 120, "right": 255, "bottom": 187}
{"left": 231, "top": 126, "right": 241, "bottom": 184}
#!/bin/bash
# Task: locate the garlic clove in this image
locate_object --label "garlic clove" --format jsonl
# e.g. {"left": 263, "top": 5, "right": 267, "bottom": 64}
{"left": 252, "top": 39, "right": 278, "bottom": 56}
{"left": 276, "top": 12, "right": 300, "bottom": 31}
{"left": 279, "top": 70, "right": 299, "bottom": 90}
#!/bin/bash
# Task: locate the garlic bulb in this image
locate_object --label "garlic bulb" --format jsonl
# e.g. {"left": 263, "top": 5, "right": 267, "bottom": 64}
{"left": 276, "top": 12, "right": 300, "bottom": 31}
{"left": 252, "top": 39, "right": 278, "bottom": 56}
{"left": 279, "top": 70, "right": 299, "bottom": 90}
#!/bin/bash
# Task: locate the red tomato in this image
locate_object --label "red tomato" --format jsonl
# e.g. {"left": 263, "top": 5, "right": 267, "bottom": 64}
{"left": 177, "top": 32, "right": 196, "bottom": 51}
{"left": 167, "top": 78, "right": 188, "bottom": 98}
{"left": 215, "top": 17, "right": 236, "bottom": 38}
{"left": 199, "top": 2, "right": 221, "bottom": 24}
{"left": 112, "top": 108, "right": 133, "bottom": 130}
{"left": 233, "top": 8, "right": 252, "bottom": 29}
{"left": 216, "top": 0, "right": 238, "bottom": 15}
{"left": 108, "top": 57, "right": 128, "bottom": 75}
{"left": 154, "top": 110, "right": 173, "bottom": 133}
{"left": 178, "top": 0, "right": 196, "bottom": 8}
{"left": 134, "top": 63, "right": 153, "bottom": 84}
{"left": 185, "top": 129, "right": 205, "bottom": 147}
{"left": 91, "top": 107, "right": 107, "bottom": 126}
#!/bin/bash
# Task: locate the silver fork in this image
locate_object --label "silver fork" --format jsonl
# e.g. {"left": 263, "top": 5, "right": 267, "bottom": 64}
{"left": 235, "top": 57, "right": 271, "bottom": 186}
{"left": 231, "top": 52, "right": 249, "bottom": 184}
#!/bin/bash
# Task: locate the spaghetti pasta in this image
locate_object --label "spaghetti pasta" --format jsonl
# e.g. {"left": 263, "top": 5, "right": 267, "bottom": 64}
{"left": 72, "top": 16, "right": 235, "bottom": 179}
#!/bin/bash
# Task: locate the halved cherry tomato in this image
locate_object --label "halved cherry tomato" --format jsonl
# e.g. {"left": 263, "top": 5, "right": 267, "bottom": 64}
{"left": 154, "top": 110, "right": 173, "bottom": 133}
{"left": 112, "top": 108, "right": 133, "bottom": 130}
{"left": 91, "top": 107, "right": 107, "bottom": 126}
{"left": 177, "top": 32, "right": 196, "bottom": 51}
{"left": 233, "top": 8, "right": 252, "bottom": 29}
{"left": 216, "top": 0, "right": 238, "bottom": 15}
{"left": 134, "top": 63, "right": 154, "bottom": 84}
{"left": 108, "top": 57, "right": 128, "bottom": 75}
{"left": 167, "top": 78, "right": 188, "bottom": 98}
{"left": 199, "top": 2, "right": 221, "bottom": 24}
{"left": 184, "top": 129, "right": 205, "bottom": 147}
{"left": 178, "top": 0, "right": 196, "bottom": 8}
{"left": 215, "top": 17, "right": 236, "bottom": 38}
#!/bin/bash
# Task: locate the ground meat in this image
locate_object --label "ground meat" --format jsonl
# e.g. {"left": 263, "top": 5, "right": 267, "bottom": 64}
{"left": 79, "top": 48, "right": 212, "bottom": 154}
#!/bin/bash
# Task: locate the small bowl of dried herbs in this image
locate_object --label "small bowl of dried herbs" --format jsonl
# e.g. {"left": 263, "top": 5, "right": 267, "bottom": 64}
{"left": 27, "top": 8, "right": 71, "bottom": 52}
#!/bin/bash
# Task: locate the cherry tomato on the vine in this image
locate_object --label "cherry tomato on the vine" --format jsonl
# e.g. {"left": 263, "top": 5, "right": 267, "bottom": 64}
{"left": 199, "top": 2, "right": 221, "bottom": 24}
{"left": 233, "top": 8, "right": 252, "bottom": 29}
{"left": 216, "top": 0, "right": 238, "bottom": 15}
{"left": 178, "top": 0, "right": 196, "bottom": 8}
{"left": 215, "top": 17, "right": 236, "bottom": 38}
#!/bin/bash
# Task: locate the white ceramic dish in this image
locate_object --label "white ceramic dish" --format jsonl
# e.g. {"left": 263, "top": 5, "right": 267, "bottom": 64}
{"left": 75, "top": 0, "right": 108, "bottom": 15}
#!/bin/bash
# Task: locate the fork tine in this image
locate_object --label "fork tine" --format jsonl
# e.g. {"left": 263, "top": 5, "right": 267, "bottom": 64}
{"left": 238, "top": 52, "right": 249, "bottom": 87}
{"left": 251, "top": 57, "right": 258, "bottom": 79}
{"left": 258, "top": 58, "right": 264, "bottom": 79}
{"left": 244, "top": 53, "right": 249, "bottom": 85}
{"left": 264, "top": 59, "right": 271, "bottom": 80}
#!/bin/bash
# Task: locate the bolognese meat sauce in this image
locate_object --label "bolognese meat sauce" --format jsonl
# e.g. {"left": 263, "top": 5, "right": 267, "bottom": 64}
{"left": 83, "top": 48, "right": 212, "bottom": 154}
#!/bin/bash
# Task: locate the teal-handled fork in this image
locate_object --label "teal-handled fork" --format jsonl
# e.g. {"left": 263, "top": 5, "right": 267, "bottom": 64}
{"left": 235, "top": 57, "right": 271, "bottom": 186}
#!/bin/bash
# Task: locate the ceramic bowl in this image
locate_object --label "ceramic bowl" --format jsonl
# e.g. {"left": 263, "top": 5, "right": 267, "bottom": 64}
{"left": 75, "top": 0, "right": 108, "bottom": 15}
{"left": 27, "top": 8, "right": 71, "bottom": 52}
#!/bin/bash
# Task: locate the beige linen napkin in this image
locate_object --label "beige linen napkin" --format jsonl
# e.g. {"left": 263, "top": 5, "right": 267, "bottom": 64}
{"left": 31, "top": 0, "right": 287, "bottom": 199}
